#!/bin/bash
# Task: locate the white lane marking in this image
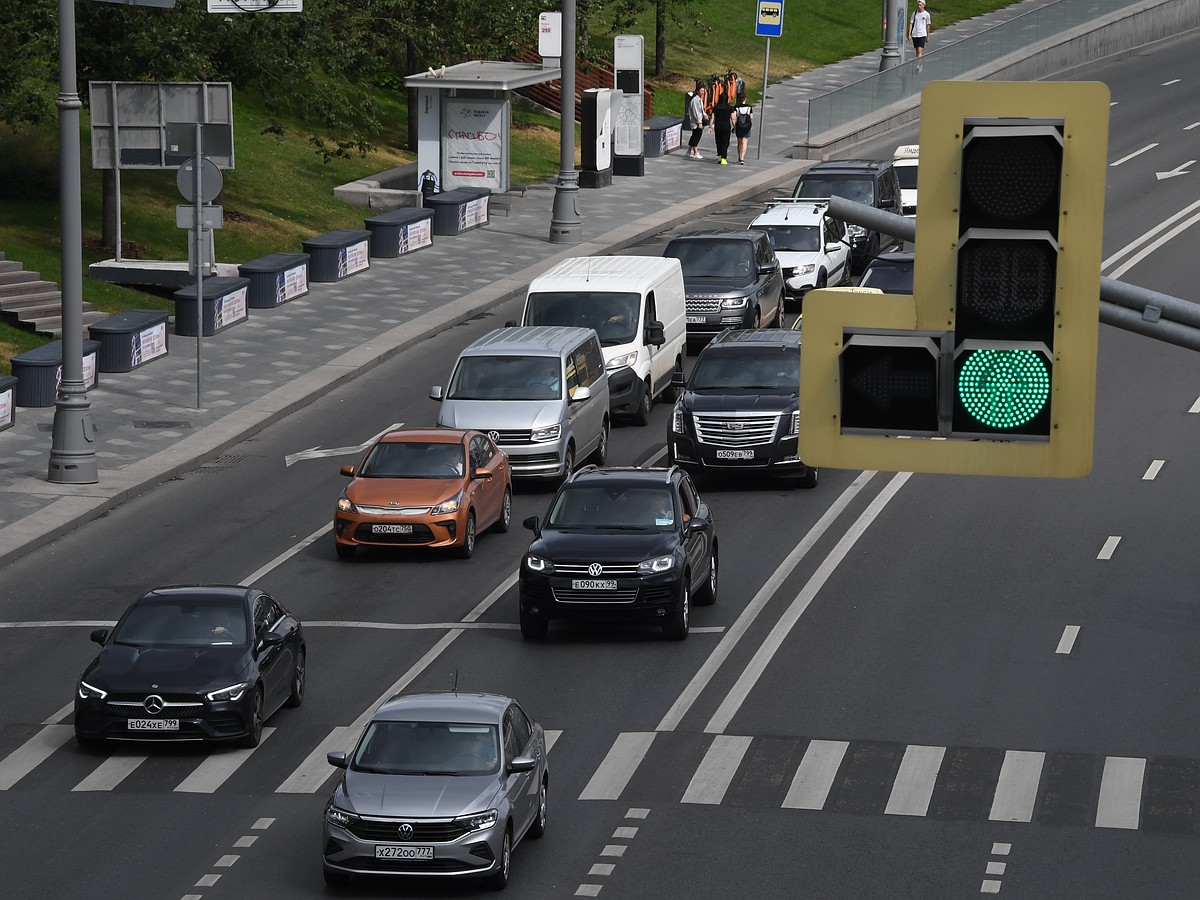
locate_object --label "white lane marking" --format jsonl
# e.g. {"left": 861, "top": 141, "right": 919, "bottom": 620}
{"left": 1191, "top": 395, "right": 1200, "bottom": 414}
{"left": 72, "top": 753, "right": 147, "bottom": 791}
{"left": 234, "top": 836, "right": 257, "bottom": 847}
{"left": 992, "top": 842, "right": 1011, "bottom": 855}
{"left": 1187, "top": 122, "right": 1200, "bottom": 131}
{"left": 195, "top": 875, "right": 220, "bottom": 887}
{"left": 990, "top": 750, "right": 1045, "bottom": 822}
{"left": 1103, "top": 197, "right": 1200, "bottom": 272}
{"left": 600, "top": 845, "right": 627, "bottom": 857}
{"left": 214, "top": 855, "right": 239, "bottom": 867}
{"left": 885, "top": 744, "right": 945, "bottom": 817}
{"left": 308, "top": 620, "right": 516, "bottom": 630}
{"left": 1142, "top": 460, "right": 1165, "bottom": 480}
{"left": 681, "top": 735, "right": 753, "bottom": 805}
{"left": 242, "top": 521, "right": 331, "bottom": 585}
{"left": 1097, "top": 536, "right": 1121, "bottom": 560}
{"left": 987, "top": 862, "right": 1007, "bottom": 875}
{"left": 46, "top": 702, "right": 74, "bottom": 724}
{"left": 575, "top": 885, "right": 603, "bottom": 896}
{"left": 589, "top": 864, "right": 615, "bottom": 876}
{"left": 1104, "top": 204, "right": 1200, "bottom": 280}
{"left": 1162, "top": 78, "right": 1181, "bottom": 86}
{"left": 545, "top": 730, "right": 562, "bottom": 753}
{"left": 0, "top": 620, "right": 115, "bottom": 629}
{"left": 1055, "top": 625, "right": 1081, "bottom": 655}
{"left": 705, "top": 472, "right": 910, "bottom": 734}
{"left": 284, "top": 422, "right": 403, "bottom": 467}
{"left": 1109, "top": 143, "right": 1158, "bottom": 166}
{"left": 626, "top": 807, "right": 649, "bottom": 818}
{"left": 782, "top": 739, "right": 849, "bottom": 810}
{"left": 981, "top": 881, "right": 1001, "bottom": 894}
{"left": 252, "top": 817, "right": 274, "bottom": 829}
{"left": 276, "top": 726, "right": 355, "bottom": 794}
{"left": 174, "top": 728, "right": 275, "bottom": 793}
{"left": 613, "top": 826, "right": 639, "bottom": 838}
{"left": 0, "top": 725, "right": 74, "bottom": 790}
{"left": 1096, "top": 756, "right": 1146, "bottom": 829}
{"left": 579, "top": 732, "right": 656, "bottom": 801}
{"left": 1156, "top": 160, "right": 1195, "bottom": 181}
{"left": 657, "top": 471, "right": 877, "bottom": 732}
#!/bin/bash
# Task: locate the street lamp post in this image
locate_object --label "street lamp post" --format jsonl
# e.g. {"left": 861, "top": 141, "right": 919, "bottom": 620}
{"left": 48, "top": 0, "right": 98, "bottom": 484}
{"left": 880, "top": 0, "right": 902, "bottom": 71}
{"left": 549, "top": 0, "right": 581, "bottom": 243}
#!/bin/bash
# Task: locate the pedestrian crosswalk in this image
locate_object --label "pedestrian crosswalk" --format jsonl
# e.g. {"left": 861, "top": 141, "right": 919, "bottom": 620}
{"left": 0, "top": 721, "right": 1193, "bottom": 835}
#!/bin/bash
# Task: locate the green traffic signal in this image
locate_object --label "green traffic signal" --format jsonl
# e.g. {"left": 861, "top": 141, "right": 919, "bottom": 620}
{"left": 955, "top": 348, "right": 1051, "bottom": 434}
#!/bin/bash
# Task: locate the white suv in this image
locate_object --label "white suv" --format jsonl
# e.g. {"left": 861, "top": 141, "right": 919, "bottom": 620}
{"left": 748, "top": 200, "right": 852, "bottom": 308}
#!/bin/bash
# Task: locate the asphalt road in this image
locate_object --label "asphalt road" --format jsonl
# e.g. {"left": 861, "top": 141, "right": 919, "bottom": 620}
{"left": 2, "top": 32, "right": 1200, "bottom": 900}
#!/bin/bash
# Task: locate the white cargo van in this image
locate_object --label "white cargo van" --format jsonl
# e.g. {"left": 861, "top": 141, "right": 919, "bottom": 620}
{"left": 518, "top": 256, "right": 686, "bottom": 426}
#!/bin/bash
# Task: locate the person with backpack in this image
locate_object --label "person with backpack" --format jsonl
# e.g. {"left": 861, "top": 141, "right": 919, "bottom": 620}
{"left": 733, "top": 91, "right": 753, "bottom": 165}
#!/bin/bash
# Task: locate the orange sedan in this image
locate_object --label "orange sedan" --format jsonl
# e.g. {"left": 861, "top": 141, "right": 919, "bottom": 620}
{"left": 334, "top": 429, "right": 512, "bottom": 560}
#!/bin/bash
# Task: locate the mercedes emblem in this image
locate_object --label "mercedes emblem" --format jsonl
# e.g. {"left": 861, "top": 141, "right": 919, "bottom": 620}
{"left": 143, "top": 694, "right": 165, "bottom": 715}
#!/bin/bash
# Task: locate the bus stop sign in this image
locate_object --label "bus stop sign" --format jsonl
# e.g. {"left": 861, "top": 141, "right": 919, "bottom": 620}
{"left": 756, "top": 0, "right": 784, "bottom": 37}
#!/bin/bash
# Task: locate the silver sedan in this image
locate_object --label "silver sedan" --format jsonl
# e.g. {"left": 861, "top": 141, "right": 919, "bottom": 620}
{"left": 322, "top": 691, "right": 548, "bottom": 890}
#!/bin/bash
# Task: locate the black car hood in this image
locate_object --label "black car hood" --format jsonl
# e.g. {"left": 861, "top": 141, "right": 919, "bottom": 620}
{"left": 86, "top": 644, "right": 250, "bottom": 693}
{"left": 683, "top": 391, "right": 795, "bottom": 412}
{"left": 531, "top": 529, "right": 678, "bottom": 562}
{"left": 682, "top": 276, "right": 756, "bottom": 295}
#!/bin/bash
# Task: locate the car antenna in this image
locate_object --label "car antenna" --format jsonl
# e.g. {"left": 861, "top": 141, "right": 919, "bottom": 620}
{"left": 452, "top": 669, "right": 459, "bottom": 694}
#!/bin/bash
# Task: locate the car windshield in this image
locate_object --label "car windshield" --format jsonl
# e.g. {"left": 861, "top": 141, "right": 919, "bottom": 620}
{"left": 793, "top": 176, "right": 875, "bottom": 205}
{"left": 112, "top": 599, "right": 249, "bottom": 647}
{"left": 447, "top": 355, "right": 562, "bottom": 400}
{"left": 352, "top": 721, "right": 500, "bottom": 776}
{"left": 359, "top": 441, "right": 464, "bottom": 478}
{"left": 858, "top": 261, "right": 915, "bottom": 293}
{"left": 895, "top": 164, "right": 919, "bottom": 190}
{"left": 665, "top": 240, "right": 755, "bottom": 283}
{"left": 525, "top": 291, "right": 641, "bottom": 347}
{"left": 750, "top": 224, "right": 820, "bottom": 253}
{"left": 689, "top": 349, "right": 799, "bottom": 391}
{"left": 548, "top": 485, "right": 676, "bottom": 528}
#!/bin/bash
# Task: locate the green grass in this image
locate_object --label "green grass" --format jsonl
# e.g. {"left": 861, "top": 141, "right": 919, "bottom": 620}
{"left": 0, "top": 0, "right": 1016, "bottom": 373}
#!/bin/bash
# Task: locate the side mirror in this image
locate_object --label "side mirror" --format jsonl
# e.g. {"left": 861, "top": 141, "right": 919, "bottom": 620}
{"left": 260, "top": 631, "right": 285, "bottom": 648}
{"left": 429, "top": 386, "right": 444, "bottom": 401}
{"left": 504, "top": 319, "right": 518, "bottom": 327}
{"left": 570, "top": 385, "right": 592, "bottom": 402}
{"left": 90, "top": 628, "right": 108, "bottom": 645}
{"left": 340, "top": 465, "right": 355, "bottom": 477}
{"left": 825, "top": 242, "right": 841, "bottom": 253}
{"left": 685, "top": 517, "right": 712, "bottom": 534}
{"left": 671, "top": 370, "right": 686, "bottom": 388}
{"left": 472, "top": 467, "right": 493, "bottom": 480}
{"left": 645, "top": 321, "right": 665, "bottom": 347}
{"left": 523, "top": 515, "right": 540, "bottom": 536}
{"left": 508, "top": 756, "right": 537, "bottom": 774}
{"left": 880, "top": 198, "right": 896, "bottom": 209}
{"left": 327, "top": 751, "right": 348, "bottom": 769}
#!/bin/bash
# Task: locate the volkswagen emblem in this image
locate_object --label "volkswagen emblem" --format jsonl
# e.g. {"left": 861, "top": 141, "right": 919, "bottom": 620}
{"left": 488, "top": 430, "right": 501, "bottom": 442}
{"left": 588, "top": 562, "right": 604, "bottom": 576}
{"left": 397, "top": 823, "right": 414, "bottom": 840}
{"left": 143, "top": 694, "right": 165, "bottom": 715}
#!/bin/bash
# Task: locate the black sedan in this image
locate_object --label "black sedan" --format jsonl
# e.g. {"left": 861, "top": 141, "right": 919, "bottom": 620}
{"left": 74, "top": 585, "right": 305, "bottom": 748}
{"left": 518, "top": 465, "right": 717, "bottom": 641}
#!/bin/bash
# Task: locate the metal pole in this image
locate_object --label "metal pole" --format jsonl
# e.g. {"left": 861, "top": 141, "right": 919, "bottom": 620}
{"left": 880, "top": 0, "right": 902, "bottom": 70}
{"left": 757, "top": 37, "right": 770, "bottom": 161}
{"left": 47, "top": 0, "right": 98, "bottom": 484}
{"left": 193, "top": 124, "right": 204, "bottom": 410}
{"left": 549, "top": 0, "right": 581, "bottom": 243}
{"left": 111, "top": 83, "right": 123, "bottom": 262}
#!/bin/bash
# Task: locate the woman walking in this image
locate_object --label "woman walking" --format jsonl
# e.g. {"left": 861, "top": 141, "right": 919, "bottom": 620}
{"left": 733, "top": 91, "right": 753, "bottom": 164}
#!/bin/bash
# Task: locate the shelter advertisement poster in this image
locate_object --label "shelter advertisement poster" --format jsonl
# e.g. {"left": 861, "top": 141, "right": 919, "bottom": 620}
{"left": 0, "top": 384, "right": 12, "bottom": 429}
{"left": 443, "top": 100, "right": 506, "bottom": 191}
{"left": 276, "top": 263, "right": 309, "bottom": 304}
{"left": 131, "top": 322, "right": 168, "bottom": 368}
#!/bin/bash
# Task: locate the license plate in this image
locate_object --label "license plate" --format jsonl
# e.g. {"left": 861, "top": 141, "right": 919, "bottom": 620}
{"left": 128, "top": 719, "right": 179, "bottom": 731}
{"left": 716, "top": 449, "right": 754, "bottom": 460}
{"left": 571, "top": 579, "right": 618, "bottom": 590}
{"left": 375, "top": 845, "right": 433, "bottom": 860}
{"left": 372, "top": 523, "right": 413, "bottom": 534}
{"left": 686, "top": 315, "right": 707, "bottom": 324}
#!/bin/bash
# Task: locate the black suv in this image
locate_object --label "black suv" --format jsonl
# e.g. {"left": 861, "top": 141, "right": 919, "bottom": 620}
{"left": 791, "top": 159, "right": 902, "bottom": 273}
{"left": 519, "top": 466, "right": 717, "bottom": 641}
{"left": 663, "top": 231, "right": 784, "bottom": 346}
{"left": 857, "top": 251, "right": 915, "bottom": 294}
{"left": 668, "top": 329, "right": 817, "bottom": 488}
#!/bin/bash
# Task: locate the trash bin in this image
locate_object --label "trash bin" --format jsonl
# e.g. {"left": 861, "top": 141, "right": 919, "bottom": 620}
{"left": 425, "top": 187, "right": 490, "bottom": 236}
{"left": 88, "top": 310, "right": 170, "bottom": 373}
{"left": 364, "top": 207, "right": 435, "bottom": 259}
{"left": 643, "top": 116, "right": 684, "bottom": 157}
{"left": 172, "top": 277, "right": 250, "bottom": 337}
{"left": 238, "top": 252, "right": 311, "bottom": 308}
{"left": 0, "top": 374, "right": 16, "bottom": 431}
{"left": 301, "top": 229, "right": 372, "bottom": 282}
{"left": 11, "top": 339, "right": 101, "bottom": 408}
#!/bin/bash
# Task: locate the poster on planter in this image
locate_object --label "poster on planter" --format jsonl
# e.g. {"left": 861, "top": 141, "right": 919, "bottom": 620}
{"left": 442, "top": 99, "right": 507, "bottom": 192}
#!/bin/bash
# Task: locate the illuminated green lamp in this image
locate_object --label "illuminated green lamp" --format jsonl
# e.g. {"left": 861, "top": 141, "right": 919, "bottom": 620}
{"left": 955, "top": 347, "right": 1051, "bottom": 435}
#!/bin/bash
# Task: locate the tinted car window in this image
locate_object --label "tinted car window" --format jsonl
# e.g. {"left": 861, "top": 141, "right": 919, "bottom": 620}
{"left": 113, "top": 598, "right": 248, "bottom": 647}
{"left": 793, "top": 176, "right": 876, "bottom": 205}
{"left": 689, "top": 349, "right": 799, "bottom": 391}
{"left": 525, "top": 291, "right": 641, "bottom": 346}
{"left": 895, "top": 165, "right": 918, "bottom": 190}
{"left": 508, "top": 706, "right": 533, "bottom": 754}
{"left": 448, "top": 355, "right": 561, "bottom": 401}
{"left": 353, "top": 721, "right": 499, "bottom": 776}
{"left": 362, "top": 441, "right": 465, "bottom": 478}
{"left": 750, "top": 224, "right": 820, "bottom": 252}
{"left": 859, "top": 259, "right": 915, "bottom": 293}
{"left": 548, "top": 485, "right": 677, "bottom": 529}
{"left": 665, "top": 240, "right": 756, "bottom": 282}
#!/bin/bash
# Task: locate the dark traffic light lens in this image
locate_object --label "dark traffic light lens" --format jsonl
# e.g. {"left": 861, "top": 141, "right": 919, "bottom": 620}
{"left": 956, "top": 348, "right": 1050, "bottom": 430}
{"left": 961, "top": 134, "right": 1062, "bottom": 231}
{"left": 956, "top": 237, "right": 1057, "bottom": 334}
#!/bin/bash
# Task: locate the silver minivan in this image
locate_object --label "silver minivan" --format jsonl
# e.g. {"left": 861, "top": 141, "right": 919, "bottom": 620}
{"left": 430, "top": 326, "right": 610, "bottom": 485}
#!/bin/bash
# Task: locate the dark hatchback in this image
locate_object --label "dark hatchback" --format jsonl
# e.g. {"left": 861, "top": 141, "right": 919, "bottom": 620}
{"left": 74, "top": 585, "right": 305, "bottom": 748}
{"left": 518, "top": 466, "right": 717, "bottom": 641}
{"left": 857, "top": 251, "right": 915, "bottom": 294}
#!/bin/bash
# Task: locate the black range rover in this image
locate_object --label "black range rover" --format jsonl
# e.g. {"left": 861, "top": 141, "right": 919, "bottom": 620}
{"left": 518, "top": 466, "right": 717, "bottom": 641}
{"left": 668, "top": 329, "right": 817, "bottom": 488}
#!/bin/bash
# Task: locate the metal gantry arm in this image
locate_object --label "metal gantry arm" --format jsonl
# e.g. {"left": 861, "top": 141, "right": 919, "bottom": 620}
{"left": 826, "top": 196, "right": 1200, "bottom": 353}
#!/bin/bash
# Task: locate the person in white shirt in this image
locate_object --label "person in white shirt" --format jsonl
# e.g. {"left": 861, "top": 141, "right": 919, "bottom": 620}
{"left": 909, "top": 0, "right": 932, "bottom": 58}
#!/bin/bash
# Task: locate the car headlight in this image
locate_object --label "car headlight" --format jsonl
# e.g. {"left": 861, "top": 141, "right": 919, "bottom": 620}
{"left": 721, "top": 297, "right": 749, "bottom": 309}
{"left": 531, "top": 423, "right": 561, "bottom": 442}
{"left": 606, "top": 351, "right": 638, "bottom": 370}
{"left": 526, "top": 554, "right": 554, "bottom": 573}
{"left": 430, "top": 494, "right": 461, "bottom": 515}
{"left": 454, "top": 808, "right": 499, "bottom": 832}
{"left": 789, "top": 410, "right": 800, "bottom": 436}
{"left": 325, "top": 805, "right": 359, "bottom": 829}
{"left": 206, "top": 682, "right": 251, "bottom": 703}
{"left": 638, "top": 554, "right": 676, "bottom": 574}
{"left": 336, "top": 493, "right": 357, "bottom": 514}
{"left": 78, "top": 680, "right": 107, "bottom": 700}
{"left": 794, "top": 264, "right": 816, "bottom": 276}
{"left": 671, "top": 407, "right": 685, "bottom": 434}
{"left": 846, "top": 224, "right": 867, "bottom": 239}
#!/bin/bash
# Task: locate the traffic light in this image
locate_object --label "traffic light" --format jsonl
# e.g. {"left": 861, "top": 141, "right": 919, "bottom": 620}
{"left": 798, "top": 81, "right": 1110, "bottom": 478}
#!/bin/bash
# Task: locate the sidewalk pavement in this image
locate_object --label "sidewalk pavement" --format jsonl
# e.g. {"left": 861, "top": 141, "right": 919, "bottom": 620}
{"left": 0, "top": 0, "right": 1091, "bottom": 568}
